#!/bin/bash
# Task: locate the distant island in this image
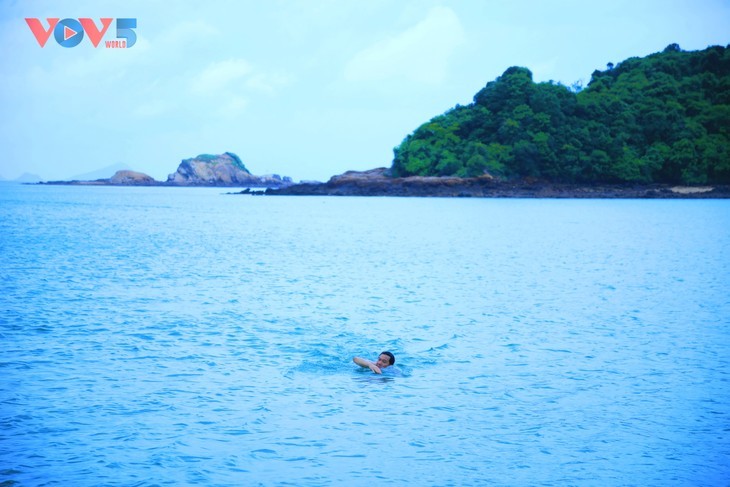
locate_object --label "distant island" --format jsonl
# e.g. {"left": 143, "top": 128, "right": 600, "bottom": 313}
{"left": 2, "top": 173, "right": 43, "bottom": 183}
{"left": 42, "top": 152, "right": 293, "bottom": 188}
{"left": 266, "top": 43, "right": 730, "bottom": 198}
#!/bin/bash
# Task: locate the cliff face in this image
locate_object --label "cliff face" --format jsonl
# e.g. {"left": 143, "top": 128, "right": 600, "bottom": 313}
{"left": 166, "top": 152, "right": 291, "bottom": 187}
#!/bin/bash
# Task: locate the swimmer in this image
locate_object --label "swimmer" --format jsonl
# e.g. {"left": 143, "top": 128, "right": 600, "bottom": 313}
{"left": 353, "top": 351, "right": 395, "bottom": 374}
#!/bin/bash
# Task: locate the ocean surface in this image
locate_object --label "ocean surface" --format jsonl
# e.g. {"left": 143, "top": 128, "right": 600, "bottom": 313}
{"left": 1, "top": 184, "right": 729, "bottom": 486}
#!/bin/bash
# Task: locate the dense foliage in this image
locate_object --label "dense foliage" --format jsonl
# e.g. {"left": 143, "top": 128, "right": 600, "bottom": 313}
{"left": 391, "top": 44, "right": 730, "bottom": 184}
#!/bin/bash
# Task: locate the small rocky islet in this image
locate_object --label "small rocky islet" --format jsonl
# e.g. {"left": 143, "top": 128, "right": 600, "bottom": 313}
{"left": 43, "top": 152, "right": 292, "bottom": 189}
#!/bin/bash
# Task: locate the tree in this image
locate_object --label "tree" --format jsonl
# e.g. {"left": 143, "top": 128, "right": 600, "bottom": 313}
{"left": 390, "top": 45, "right": 730, "bottom": 184}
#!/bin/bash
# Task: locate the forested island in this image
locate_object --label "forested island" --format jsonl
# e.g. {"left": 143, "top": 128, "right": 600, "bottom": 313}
{"left": 269, "top": 44, "right": 730, "bottom": 197}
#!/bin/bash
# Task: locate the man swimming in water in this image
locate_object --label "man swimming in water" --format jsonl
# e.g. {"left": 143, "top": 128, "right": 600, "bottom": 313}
{"left": 353, "top": 351, "right": 395, "bottom": 374}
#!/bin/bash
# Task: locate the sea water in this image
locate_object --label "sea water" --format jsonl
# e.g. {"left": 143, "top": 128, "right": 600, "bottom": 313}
{"left": 1, "top": 184, "right": 728, "bottom": 486}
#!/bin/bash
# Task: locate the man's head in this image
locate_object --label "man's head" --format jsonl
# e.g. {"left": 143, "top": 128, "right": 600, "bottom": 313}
{"left": 376, "top": 351, "right": 395, "bottom": 369}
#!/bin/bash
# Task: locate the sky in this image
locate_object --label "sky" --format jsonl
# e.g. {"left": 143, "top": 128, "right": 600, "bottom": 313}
{"left": 1, "top": 0, "right": 728, "bottom": 182}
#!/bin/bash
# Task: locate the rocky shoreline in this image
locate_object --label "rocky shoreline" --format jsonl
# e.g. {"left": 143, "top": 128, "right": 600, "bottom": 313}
{"left": 260, "top": 168, "right": 730, "bottom": 199}
{"left": 37, "top": 156, "right": 730, "bottom": 198}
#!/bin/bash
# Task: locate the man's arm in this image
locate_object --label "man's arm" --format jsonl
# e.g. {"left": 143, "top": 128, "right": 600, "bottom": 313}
{"left": 353, "top": 356, "right": 382, "bottom": 374}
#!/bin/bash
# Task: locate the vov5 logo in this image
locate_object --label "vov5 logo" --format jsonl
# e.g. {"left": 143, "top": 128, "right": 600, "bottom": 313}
{"left": 25, "top": 18, "right": 137, "bottom": 48}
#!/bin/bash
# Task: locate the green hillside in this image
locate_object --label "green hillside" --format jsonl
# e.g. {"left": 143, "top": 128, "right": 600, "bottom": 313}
{"left": 391, "top": 44, "right": 730, "bottom": 184}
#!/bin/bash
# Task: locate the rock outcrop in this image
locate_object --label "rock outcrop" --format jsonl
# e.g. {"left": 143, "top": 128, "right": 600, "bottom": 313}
{"left": 265, "top": 167, "right": 503, "bottom": 197}
{"left": 109, "top": 170, "right": 157, "bottom": 185}
{"left": 166, "top": 152, "right": 291, "bottom": 187}
{"left": 264, "top": 167, "right": 730, "bottom": 198}
{"left": 41, "top": 152, "right": 293, "bottom": 187}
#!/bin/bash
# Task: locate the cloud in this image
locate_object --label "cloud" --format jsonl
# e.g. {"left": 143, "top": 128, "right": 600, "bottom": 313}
{"left": 217, "top": 96, "right": 249, "bottom": 119}
{"left": 157, "top": 20, "right": 220, "bottom": 48}
{"left": 133, "top": 99, "right": 168, "bottom": 118}
{"left": 187, "top": 58, "right": 289, "bottom": 118}
{"left": 343, "top": 6, "right": 466, "bottom": 84}
{"left": 190, "top": 58, "right": 253, "bottom": 95}
{"left": 245, "top": 72, "right": 291, "bottom": 95}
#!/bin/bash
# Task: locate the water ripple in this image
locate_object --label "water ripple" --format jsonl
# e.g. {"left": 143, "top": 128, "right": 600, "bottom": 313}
{"left": 0, "top": 188, "right": 728, "bottom": 486}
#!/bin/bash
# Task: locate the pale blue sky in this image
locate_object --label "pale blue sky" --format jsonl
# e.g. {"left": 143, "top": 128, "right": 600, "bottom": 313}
{"left": 1, "top": 0, "right": 728, "bottom": 182}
